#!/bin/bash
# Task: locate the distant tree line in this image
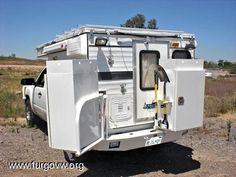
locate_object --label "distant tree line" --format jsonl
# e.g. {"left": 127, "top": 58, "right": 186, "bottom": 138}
{"left": 204, "top": 60, "right": 236, "bottom": 73}
{"left": 0, "top": 54, "right": 16, "bottom": 58}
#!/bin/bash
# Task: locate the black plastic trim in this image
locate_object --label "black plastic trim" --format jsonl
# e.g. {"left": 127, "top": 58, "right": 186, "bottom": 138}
{"left": 98, "top": 71, "right": 133, "bottom": 80}
{"left": 89, "top": 45, "right": 132, "bottom": 48}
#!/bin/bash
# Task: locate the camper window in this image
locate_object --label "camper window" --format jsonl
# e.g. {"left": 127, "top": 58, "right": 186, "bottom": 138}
{"left": 172, "top": 50, "right": 191, "bottom": 59}
{"left": 140, "top": 51, "right": 160, "bottom": 90}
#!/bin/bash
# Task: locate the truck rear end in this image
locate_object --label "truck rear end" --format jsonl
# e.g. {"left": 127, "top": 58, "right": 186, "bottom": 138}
{"left": 37, "top": 25, "right": 205, "bottom": 158}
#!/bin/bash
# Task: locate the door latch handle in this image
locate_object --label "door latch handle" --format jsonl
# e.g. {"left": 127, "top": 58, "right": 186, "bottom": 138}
{"left": 38, "top": 92, "right": 42, "bottom": 98}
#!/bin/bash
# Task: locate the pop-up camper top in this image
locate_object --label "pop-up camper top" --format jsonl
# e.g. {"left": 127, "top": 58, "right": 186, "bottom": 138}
{"left": 33, "top": 25, "right": 204, "bottom": 160}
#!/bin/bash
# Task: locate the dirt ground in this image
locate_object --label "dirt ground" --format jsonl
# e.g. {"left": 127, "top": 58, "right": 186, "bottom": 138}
{"left": 0, "top": 115, "right": 236, "bottom": 177}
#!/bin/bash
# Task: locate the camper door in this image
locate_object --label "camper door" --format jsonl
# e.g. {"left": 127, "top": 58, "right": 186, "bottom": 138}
{"left": 134, "top": 41, "right": 169, "bottom": 122}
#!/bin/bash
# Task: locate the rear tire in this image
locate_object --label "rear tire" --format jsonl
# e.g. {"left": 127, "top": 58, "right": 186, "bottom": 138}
{"left": 63, "top": 151, "right": 76, "bottom": 163}
{"left": 63, "top": 151, "right": 88, "bottom": 163}
{"left": 25, "top": 99, "right": 36, "bottom": 127}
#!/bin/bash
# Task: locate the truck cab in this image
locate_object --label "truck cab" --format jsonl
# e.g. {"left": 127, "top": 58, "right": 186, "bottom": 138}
{"left": 21, "top": 68, "right": 47, "bottom": 124}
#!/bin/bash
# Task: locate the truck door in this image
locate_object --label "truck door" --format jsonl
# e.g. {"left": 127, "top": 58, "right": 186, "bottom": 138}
{"left": 33, "top": 68, "right": 47, "bottom": 121}
{"left": 134, "top": 41, "right": 168, "bottom": 122}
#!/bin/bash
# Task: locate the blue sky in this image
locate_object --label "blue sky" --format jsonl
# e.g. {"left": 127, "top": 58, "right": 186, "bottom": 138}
{"left": 0, "top": 0, "right": 236, "bottom": 61}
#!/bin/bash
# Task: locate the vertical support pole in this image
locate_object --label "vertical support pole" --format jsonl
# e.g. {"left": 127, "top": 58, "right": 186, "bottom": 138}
{"left": 154, "top": 71, "right": 158, "bottom": 121}
{"left": 163, "top": 81, "right": 167, "bottom": 119}
{"left": 162, "top": 81, "right": 169, "bottom": 129}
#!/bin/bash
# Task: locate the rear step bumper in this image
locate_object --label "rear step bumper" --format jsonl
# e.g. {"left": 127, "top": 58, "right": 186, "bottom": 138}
{"left": 93, "top": 128, "right": 184, "bottom": 151}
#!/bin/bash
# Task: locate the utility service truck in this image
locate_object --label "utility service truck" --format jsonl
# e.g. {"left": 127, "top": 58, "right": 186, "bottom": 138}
{"left": 21, "top": 25, "right": 205, "bottom": 162}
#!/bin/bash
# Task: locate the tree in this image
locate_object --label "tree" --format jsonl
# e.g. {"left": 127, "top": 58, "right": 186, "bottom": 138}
{"left": 204, "top": 60, "right": 236, "bottom": 69}
{"left": 121, "top": 14, "right": 145, "bottom": 28}
{"left": 8, "top": 53, "right": 16, "bottom": 58}
{"left": 204, "top": 61, "right": 218, "bottom": 69}
{"left": 218, "top": 60, "right": 224, "bottom": 68}
{"left": 147, "top": 19, "right": 157, "bottom": 29}
{"left": 121, "top": 14, "right": 158, "bottom": 29}
{"left": 224, "top": 60, "right": 232, "bottom": 68}
{"left": 11, "top": 53, "right": 16, "bottom": 58}
{"left": 204, "top": 61, "right": 208, "bottom": 68}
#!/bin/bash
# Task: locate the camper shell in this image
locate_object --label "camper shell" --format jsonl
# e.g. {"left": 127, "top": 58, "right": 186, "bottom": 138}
{"left": 36, "top": 25, "right": 204, "bottom": 156}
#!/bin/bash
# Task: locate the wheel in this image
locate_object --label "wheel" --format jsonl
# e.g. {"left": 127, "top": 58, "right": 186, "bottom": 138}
{"left": 63, "top": 151, "right": 76, "bottom": 163}
{"left": 63, "top": 151, "right": 88, "bottom": 163}
{"left": 25, "top": 99, "right": 36, "bottom": 127}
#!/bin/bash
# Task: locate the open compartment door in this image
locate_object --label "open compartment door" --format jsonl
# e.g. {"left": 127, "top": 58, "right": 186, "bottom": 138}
{"left": 46, "top": 59, "right": 104, "bottom": 155}
{"left": 76, "top": 93, "right": 104, "bottom": 155}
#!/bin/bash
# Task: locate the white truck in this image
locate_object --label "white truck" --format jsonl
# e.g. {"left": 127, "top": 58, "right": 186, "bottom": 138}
{"left": 21, "top": 25, "right": 205, "bottom": 162}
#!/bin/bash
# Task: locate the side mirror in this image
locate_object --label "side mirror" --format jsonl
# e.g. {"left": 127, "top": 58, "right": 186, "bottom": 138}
{"left": 21, "top": 78, "right": 35, "bottom": 85}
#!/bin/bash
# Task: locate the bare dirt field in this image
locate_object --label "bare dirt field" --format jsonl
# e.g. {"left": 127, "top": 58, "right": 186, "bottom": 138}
{"left": 0, "top": 115, "right": 236, "bottom": 177}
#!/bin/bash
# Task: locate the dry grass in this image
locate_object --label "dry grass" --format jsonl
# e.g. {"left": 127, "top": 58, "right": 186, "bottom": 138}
{"left": 0, "top": 117, "right": 27, "bottom": 126}
{"left": 205, "top": 77, "right": 236, "bottom": 98}
{"left": 204, "top": 77, "right": 236, "bottom": 117}
{"left": 0, "top": 66, "right": 43, "bottom": 118}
